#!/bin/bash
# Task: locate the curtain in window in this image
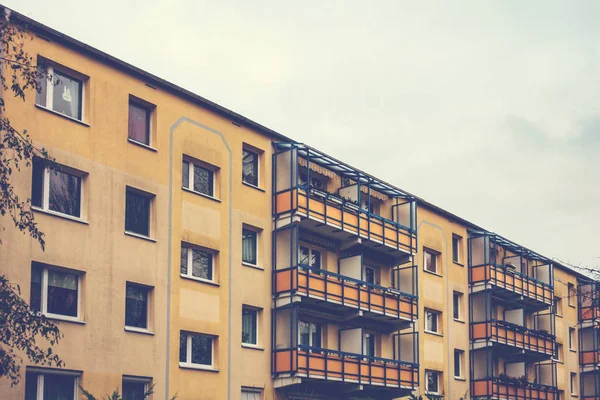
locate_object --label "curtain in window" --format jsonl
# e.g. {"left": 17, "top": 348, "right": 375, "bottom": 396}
{"left": 52, "top": 71, "right": 81, "bottom": 120}
{"left": 241, "top": 391, "right": 262, "bottom": 400}
{"left": 242, "top": 309, "right": 257, "bottom": 345}
{"left": 125, "top": 284, "right": 147, "bottom": 329}
{"left": 47, "top": 270, "right": 78, "bottom": 317}
{"left": 48, "top": 168, "right": 81, "bottom": 217}
{"left": 242, "top": 230, "right": 257, "bottom": 264}
{"left": 242, "top": 150, "right": 258, "bottom": 186}
{"left": 128, "top": 102, "right": 150, "bottom": 144}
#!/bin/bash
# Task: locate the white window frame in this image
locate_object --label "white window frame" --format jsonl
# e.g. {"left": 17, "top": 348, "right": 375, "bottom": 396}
{"left": 298, "top": 320, "right": 322, "bottom": 348}
{"left": 298, "top": 244, "right": 322, "bottom": 269}
{"left": 180, "top": 332, "right": 214, "bottom": 370}
{"left": 569, "top": 328, "right": 576, "bottom": 351}
{"left": 570, "top": 372, "right": 577, "bottom": 395}
{"left": 424, "top": 249, "right": 439, "bottom": 274}
{"left": 33, "top": 164, "right": 85, "bottom": 221}
{"left": 242, "top": 306, "right": 259, "bottom": 347}
{"left": 426, "top": 370, "right": 440, "bottom": 394}
{"left": 124, "top": 282, "right": 151, "bottom": 333}
{"left": 452, "top": 234, "right": 462, "bottom": 263}
{"left": 37, "top": 64, "right": 85, "bottom": 122}
{"left": 453, "top": 291, "right": 463, "bottom": 321}
{"left": 425, "top": 309, "right": 440, "bottom": 334}
{"left": 36, "top": 265, "right": 82, "bottom": 323}
{"left": 181, "top": 244, "right": 215, "bottom": 284}
{"left": 242, "top": 226, "right": 259, "bottom": 267}
{"left": 242, "top": 145, "right": 261, "bottom": 188}
{"left": 454, "top": 350, "right": 463, "bottom": 378}
{"left": 30, "top": 371, "right": 80, "bottom": 400}
{"left": 553, "top": 343, "right": 562, "bottom": 362}
{"left": 182, "top": 159, "right": 217, "bottom": 199}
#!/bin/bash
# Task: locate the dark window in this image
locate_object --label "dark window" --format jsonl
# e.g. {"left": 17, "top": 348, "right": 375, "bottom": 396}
{"left": 365, "top": 267, "right": 375, "bottom": 284}
{"left": 52, "top": 70, "right": 82, "bottom": 120}
{"left": 128, "top": 102, "right": 151, "bottom": 145}
{"left": 424, "top": 249, "right": 438, "bottom": 274}
{"left": 242, "top": 308, "right": 258, "bottom": 345}
{"left": 26, "top": 371, "right": 77, "bottom": 400}
{"left": 47, "top": 269, "right": 78, "bottom": 317}
{"left": 48, "top": 169, "right": 81, "bottom": 217}
{"left": 426, "top": 371, "right": 439, "bottom": 393}
{"left": 454, "top": 350, "right": 462, "bottom": 377}
{"left": 453, "top": 292, "right": 461, "bottom": 320}
{"left": 125, "top": 283, "right": 149, "bottom": 329}
{"left": 242, "top": 228, "right": 257, "bottom": 265}
{"left": 299, "top": 246, "right": 321, "bottom": 269}
{"left": 181, "top": 246, "right": 213, "bottom": 281}
{"left": 425, "top": 310, "right": 439, "bottom": 333}
{"left": 125, "top": 189, "right": 151, "bottom": 236}
{"left": 182, "top": 161, "right": 214, "bottom": 196}
{"left": 122, "top": 380, "right": 147, "bottom": 400}
{"left": 365, "top": 333, "right": 375, "bottom": 357}
{"left": 31, "top": 158, "right": 44, "bottom": 207}
{"left": 299, "top": 321, "right": 321, "bottom": 348}
{"left": 180, "top": 331, "right": 213, "bottom": 366}
{"left": 452, "top": 235, "right": 461, "bottom": 263}
{"left": 30, "top": 264, "right": 42, "bottom": 312}
{"left": 242, "top": 149, "right": 258, "bottom": 186}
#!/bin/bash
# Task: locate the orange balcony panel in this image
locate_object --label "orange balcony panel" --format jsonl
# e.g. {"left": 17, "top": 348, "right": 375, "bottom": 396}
{"left": 580, "top": 350, "right": 600, "bottom": 365}
{"left": 473, "top": 379, "right": 557, "bottom": 400}
{"left": 470, "top": 265, "right": 553, "bottom": 306}
{"left": 580, "top": 306, "right": 600, "bottom": 322}
{"left": 274, "top": 188, "right": 415, "bottom": 254}
{"left": 275, "top": 267, "right": 417, "bottom": 322}
{"left": 471, "top": 321, "right": 555, "bottom": 356}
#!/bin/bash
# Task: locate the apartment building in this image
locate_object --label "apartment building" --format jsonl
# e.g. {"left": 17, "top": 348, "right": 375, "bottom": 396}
{"left": 0, "top": 7, "right": 596, "bottom": 400}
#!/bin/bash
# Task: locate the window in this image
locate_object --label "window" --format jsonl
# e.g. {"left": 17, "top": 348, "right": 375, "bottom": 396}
{"left": 570, "top": 372, "right": 577, "bottom": 395}
{"left": 128, "top": 100, "right": 152, "bottom": 146}
{"left": 452, "top": 235, "right": 462, "bottom": 264}
{"left": 241, "top": 388, "right": 263, "bottom": 400}
{"left": 122, "top": 377, "right": 151, "bottom": 400}
{"left": 299, "top": 245, "right": 321, "bottom": 269}
{"left": 179, "top": 331, "right": 214, "bottom": 368}
{"left": 182, "top": 159, "right": 215, "bottom": 197}
{"left": 125, "top": 283, "right": 150, "bottom": 331}
{"left": 553, "top": 343, "right": 563, "bottom": 361}
{"left": 242, "top": 307, "right": 258, "bottom": 346}
{"left": 453, "top": 291, "right": 463, "bottom": 320}
{"left": 125, "top": 187, "right": 153, "bottom": 237}
{"left": 299, "top": 172, "right": 325, "bottom": 190}
{"left": 425, "top": 309, "right": 440, "bottom": 334}
{"left": 426, "top": 370, "right": 440, "bottom": 394}
{"left": 242, "top": 148, "right": 259, "bottom": 186}
{"left": 424, "top": 249, "right": 439, "bottom": 274}
{"left": 553, "top": 297, "right": 562, "bottom": 316}
{"left": 568, "top": 283, "right": 575, "bottom": 306}
{"left": 364, "top": 333, "right": 376, "bottom": 357}
{"left": 36, "top": 63, "right": 84, "bottom": 121}
{"left": 454, "top": 350, "right": 464, "bottom": 378}
{"left": 242, "top": 228, "right": 258, "bottom": 266}
{"left": 31, "top": 263, "right": 81, "bottom": 321}
{"left": 25, "top": 370, "right": 78, "bottom": 400}
{"left": 31, "top": 158, "right": 84, "bottom": 219}
{"left": 364, "top": 266, "right": 375, "bottom": 285}
{"left": 299, "top": 321, "right": 321, "bottom": 348}
{"left": 569, "top": 328, "right": 576, "bottom": 350}
{"left": 180, "top": 244, "right": 214, "bottom": 282}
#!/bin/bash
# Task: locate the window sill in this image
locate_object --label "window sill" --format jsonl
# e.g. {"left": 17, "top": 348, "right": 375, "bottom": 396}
{"left": 242, "top": 262, "right": 264, "bottom": 271}
{"left": 424, "top": 330, "right": 443, "bottom": 337}
{"left": 182, "top": 187, "right": 221, "bottom": 203}
{"left": 46, "top": 314, "right": 86, "bottom": 324}
{"left": 423, "top": 269, "right": 443, "bottom": 278}
{"left": 180, "top": 274, "right": 220, "bottom": 287}
{"left": 452, "top": 261, "right": 464, "bottom": 267}
{"left": 128, "top": 138, "right": 158, "bottom": 152}
{"left": 179, "top": 363, "right": 219, "bottom": 372}
{"left": 35, "top": 104, "right": 90, "bottom": 127}
{"left": 570, "top": 349, "right": 577, "bottom": 353}
{"left": 454, "top": 376, "right": 466, "bottom": 381}
{"left": 242, "top": 181, "right": 265, "bottom": 192}
{"left": 31, "top": 206, "right": 89, "bottom": 225}
{"left": 124, "top": 231, "right": 157, "bottom": 242}
{"left": 242, "top": 344, "right": 264, "bottom": 351}
{"left": 453, "top": 318, "right": 465, "bottom": 324}
{"left": 124, "top": 326, "right": 154, "bottom": 335}
{"left": 568, "top": 304, "right": 576, "bottom": 308}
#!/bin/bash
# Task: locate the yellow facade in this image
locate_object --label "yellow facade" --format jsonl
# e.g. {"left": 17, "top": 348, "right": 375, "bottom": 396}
{"left": 0, "top": 9, "right": 594, "bottom": 400}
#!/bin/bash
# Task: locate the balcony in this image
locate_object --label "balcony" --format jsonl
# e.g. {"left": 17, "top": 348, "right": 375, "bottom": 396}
{"left": 472, "top": 377, "right": 557, "bottom": 400}
{"left": 274, "top": 265, "right": 417, "bottom": 325}
{"left": 470, "top": 264, "right": 553, "bottom": 308}
{"left": 273, "top": 345, "right": 418, "bottom": 391}
{"left": 580, "top": 349, "right": 600, "bottom": 366}
{"left": 579, "top": 282, "right": 600, "bottom": 325}
{"left": 274, "top": 186, "right": 416, "bottom": 255}
{"left": 471, "top": 320, "right": 555, "bottom": 359}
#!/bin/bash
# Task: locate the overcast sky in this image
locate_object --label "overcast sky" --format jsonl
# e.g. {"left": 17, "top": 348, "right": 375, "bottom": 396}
{"left": 10, "top": 1, "right": 599, "bottom": 270}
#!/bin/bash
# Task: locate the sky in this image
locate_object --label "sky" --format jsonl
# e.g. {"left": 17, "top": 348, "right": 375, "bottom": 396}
{"left": 8, "top": 0, "right": 599, "bottom": 270}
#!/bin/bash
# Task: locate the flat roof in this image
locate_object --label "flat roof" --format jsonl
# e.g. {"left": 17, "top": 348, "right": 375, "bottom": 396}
{"left": 5, "top": 6, "right": 588, "bottom": 281}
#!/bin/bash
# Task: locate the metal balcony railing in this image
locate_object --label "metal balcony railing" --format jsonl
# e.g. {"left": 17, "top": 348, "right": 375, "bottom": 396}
{"left": 274, "top": 185, "right": 416, "bottom": 254}
{"left": 472, "top": 377, "right": 558, "bottom": 400}
{"left": 470, "top": 263, "right": 553, "bottom": 306}
{"left": 470, "top": 319, "right": 555, "bottom": 357}
{"left": 273, "top": 345, "right": 418, "bottom": 390}
{"left": 274, "top": 264, "right": 418, "bottom": 322}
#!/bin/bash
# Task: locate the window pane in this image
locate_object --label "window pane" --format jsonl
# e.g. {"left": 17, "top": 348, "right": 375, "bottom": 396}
{"left": 454, "top": 351, "right": 461, "bottom": 376}
{"left": 44, "top": 374, "right": 75, "bottom": 400}
{"left": 453, "top": 294, "right": 460, "bottom": 319}
{"left": 48, "top": 168, "right": 81, "bottom": 217}
{"left": 242, "top": 149, "right": 258, "bottom": 186}
{"left": 25, "top": 372, "right": 38, "bottom": 400}
{"left": 242, "top": 308, "right": 257, "bottom": 345}
{"left": 128, "top": 102, "right": 150, "bottom": 145}
{"left": 312, "top": 323, "right": 321, "bottom": 348}
{"left": 30, "top": 264, "right": 42, "bottom": 312}
{"left": 180, "top": 247, "right": 188, "bottom": 275}
{"left": 193, "top": 165, "right": 213, "bottom": 196}
{"left": 47, "top": 269, "right": 78, "bottom": 317}
{"left": 35, "top": 66, "right": 47, "bottom": 107}
{"left": 192, "top": 249, "right": 212, "bottom": 280}
{"left": 191, "top": 334, "right": 212, "bottom": 365}
{"left": 179, "top": 332, "right": 187, "bottom": 363}
{"left": 365, "top": 334, "right": 375, "bottom": 357}
{"left": 122, "top": 381, "right": 146, "bottom": 400}
{"left": 427, "top": 372, "right": 438, "bottom": 393}
{"left": 125, "top": 284, "right": 148, "bottom": 329}
{"left": 299, "top": 321, "right": 310, "bottom": 346}
{"left": 299, "top": 246, "right": 309, "bottom": 266}
{"left": 52, "top": 71, "right": 82, "bottom": 120}
{"left": 182, "top": 161, "right": 190, "bottom": 189}
{"left": 125, "top": 190, "right": 150, "bottom": 236}
{"left": 365, "top": 267, "right": 375, "bottom": 284}
{"left": 31, "top": 158, "right": 44, "bottom": 207}
{"left": 452, "top": 237, "right": 459, "bottom": 262}
{"left": 311, "top": 250, "right": 321, "bottom": 269}
{"left": 242, "top": 229, "right": 257, "bottom": 265}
